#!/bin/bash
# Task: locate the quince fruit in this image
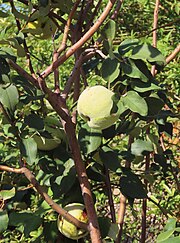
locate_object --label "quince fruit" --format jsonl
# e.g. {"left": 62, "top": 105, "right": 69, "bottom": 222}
{"left": 33, "top": 116, "right": 64, "bottom": 151}
{"left": 77, "top": 85, "right": 120, "bottom": 130}
{"left": 57, "top": 203, "right": 88, "bottom": 240}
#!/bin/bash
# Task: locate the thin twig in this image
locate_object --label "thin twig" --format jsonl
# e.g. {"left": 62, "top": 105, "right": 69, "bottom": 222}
{"left": 63, "top": 50, "right": 95, "bottom": 97}
{"left": 166, "top": 43, "right": 180, "bottom": 65}
{"left": 141, "top": 154, "right": 150, "bottom": 243}
{"left": 0, "top": 165, "right": 88, "bottom": 231}
{"left": 83, "top": 0, "right": 102, "bottom": 33}
{"left": 57, "top": 0, "right": 81, "bottom": 54}
{"left": 116, "top": 194, "right": 126, "bottom": 243}
{"left": 116, "top": 135, "right": 134, "bottom": 242}
{"left": 104, "top": 166, "right": 116, "bottom": 223}
{"left": 39, "top": 0, "right": 117, "bottom": 80}
{"left": 151, "top": 0, "right": 160, "bottom": 76}
{"left": 111, "top": 0, "right": 123, "bottom": 20}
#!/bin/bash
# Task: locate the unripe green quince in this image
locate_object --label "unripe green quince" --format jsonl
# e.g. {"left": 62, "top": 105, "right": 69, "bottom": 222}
{"left": 57, "top": 203, "right": 88, "bottom": 240}
{"left": 33, "top": 116, "right": 64, "bottom": 151}
{"left": 77, "top": 85, "right": 120, "bottom": 130}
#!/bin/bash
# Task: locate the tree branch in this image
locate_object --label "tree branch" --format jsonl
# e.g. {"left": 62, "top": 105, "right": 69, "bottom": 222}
{"left": 57, "top": 0, "right": 81, "bottom": 54}
{"left": 0, "top": 165, "right": 88, "bottom": 231}
{"left": 116, "top": 135, "right": 134, "bottom": 242}
{"left": 104, "top": 166, "right": 116, "bottom": 223}
{"left": 7, "top": 59, "right": 102, "bottom": 243}
{"left": 166, "top": 43, "right": 180, "bottom": 65}
{"left": 39, "top": 0, "right": 117, "bottom": 80}
{"left": 151, "top": 0, "right": 160, "bottom": 76}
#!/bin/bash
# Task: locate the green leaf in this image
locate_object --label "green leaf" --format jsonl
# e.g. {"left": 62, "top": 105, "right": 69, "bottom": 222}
{"left": 20, "top": 138, "right": 38, "bottom": 165}
{"left": 55, "top": 159, "right": 76, "bottom": 194}
{"left": 102, "top": 19, "right": 116, "bottom": 42}
{"left": 122, "top": 91, "right": 148, "bottom": 116}
{"left": 43, "top": 221, "right": 59, "bottom": 243}
{"left": 118, "top": 39, "right": 139, "bottom": 55}
{"left": 156, "top": 229, "right": 175, "bottom": 242}
{"left": 0, "top": 38, "right": 26, "bottom": 57}
{"left": 0, "top": 9, "right": 9, "bottom": 18}
{"left": 120, "top": 169, "right": 147, "bottom": 199}
{"left": 146, "top": 96, "right": 164, "bottom": 116}
{"left": 52, "top": 0, "right": 74, "bottom": 14}
{"left": 101, "top": 57, "right": 120, "bottom": 83}
{"left": 121, "top": 59, "right": 152, "bottom": 82}
{"left": 157, "top": 236, "right": 180, "bottom": 243}
{"left": 78, "top": 123, "right": 102, "bottom": 154}
{"left": 99, "top": 146, "right": 121, "bottom": 172}
{"left": 0, "top": 84, "right": 19, "bottom": 114}
{"left": 164, "top": 218, "right": 177, "bottom": 231}
{"left": 24, "top": 113, "right": 44, "bottom": 130}
{"left": 0, "top": 56, "right": 10, "bottom": 83}
{"left": 131, "top": 43, "right": 166, "bottom": 66}
{"left": 98, "top": 217, "right": 119, "bottom": 240}
{"left": 0, "top": 210, "right": 9, "bottom": 233}
{"left": 0, "top": 47, "right": 17, "bottom": 62}
{"left": 0, "top": 187, "right": 15, "bottom": 200}
{"left": 131, "top": 79, "right": 161, "bottom": 92}
{"left": 9, "top": 212, "right": 41, "bottom": 237}
{"left": 131, "top": 139, "right": 153, "bottom": 156}
{"left": 87, "top": 163, "right": 105, "bottom": 182}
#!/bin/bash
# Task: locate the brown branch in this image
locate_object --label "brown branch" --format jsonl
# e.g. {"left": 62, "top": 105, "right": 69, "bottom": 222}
{"left": 39, "top": 0, "right": 117, "bottom": 80}
{"left": 141, "top": 153, "right": 150, "bottom": 243}
{"left": 111, "top": 0, "right": 123, "bottom": 20}
{"left": 7, "top": 59, "right": 102, "bottom": 243}
{"left": 144, "top": 18, "right": 179, "bottom": 37}
{"left": 53, "top": 51, "right": 60, "bottom": 93}
{"left": 165, "top": 43, "right": 180, "bottom": 65}
{"left": 151, "top": 0, "right": 160, "bottom": 76}
{"left": 63, "top": 50, "right": 95, "bottom": 97}
{"left": 84, "top": 0, "right": 103, "bottom": 32}
{"left": 116, "top": 135, "right": 134, "bottom": 242}
{"left": 104, "top": 166, "right": 116, "bottom": 223}
{"left": 115, "top": 193, "right": 126, "bottom": 243}
{"left": 57, "top": 0, "right": 81, "bottom": 54}
{"left": 0, "top": 165, "right": 88, "bottom": 231}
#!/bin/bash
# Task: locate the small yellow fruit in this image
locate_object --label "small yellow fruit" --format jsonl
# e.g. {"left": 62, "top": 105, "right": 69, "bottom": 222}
{"left": 77, "top": 85, "right": 120, "bottom": 130}
{"left": 57, "top": 203, "right": 88, "bottom": 240}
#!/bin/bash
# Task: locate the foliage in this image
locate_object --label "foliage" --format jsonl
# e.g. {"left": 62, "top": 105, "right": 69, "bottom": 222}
{"left": 0, "top": 0, "right": 179, "bottom": 242}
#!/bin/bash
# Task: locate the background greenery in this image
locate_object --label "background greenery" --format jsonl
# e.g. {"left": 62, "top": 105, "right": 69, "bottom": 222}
{"left": 0, "top": 0, "right": 179, "bottom": 242}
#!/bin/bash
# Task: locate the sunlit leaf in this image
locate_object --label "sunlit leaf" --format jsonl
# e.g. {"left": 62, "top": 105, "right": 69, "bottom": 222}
{"left": 121, "top": 58, "right": 152, "bottom": 82}
{"left": 131, "top": 43, "right": 166, "bottom": 66}
{"left": 0, "top": 84, "right": 19, "bottom": 114}
{"left": 0, "top": 210, "right": 9, "bottom": 233}
{"left": 0, "top": 187, "right": 15, "bottom": 200}
{"left": 78, "top": 123, "right": 102, "bottom": 154}
{"left": 20, "top": 137, "right": 38, "bottom": 165}
{"left": 122, "top": 91, "right": 148, "bottom": 116}
{"left": 131, "top": 139, "right": 153, "bottom": 156}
